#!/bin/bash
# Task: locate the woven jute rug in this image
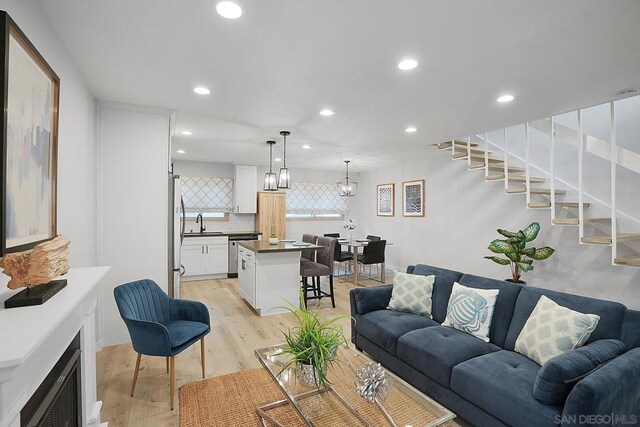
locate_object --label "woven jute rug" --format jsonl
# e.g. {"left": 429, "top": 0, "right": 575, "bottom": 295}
{"left": 179, "top": 368, "right": 305, "bottom": 426}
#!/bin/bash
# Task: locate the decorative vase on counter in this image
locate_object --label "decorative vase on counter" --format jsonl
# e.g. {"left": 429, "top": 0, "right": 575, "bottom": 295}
{"left": 269, "top": 236, "right": 279, "bottom": 245}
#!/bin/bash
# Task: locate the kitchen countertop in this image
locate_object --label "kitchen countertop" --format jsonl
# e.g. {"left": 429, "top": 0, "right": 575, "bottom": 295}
{"left": 184, "top": 231, "right": 262, "bottom": 237}
{"left": 238, "top": 240, "right": 322, "bottom": 253}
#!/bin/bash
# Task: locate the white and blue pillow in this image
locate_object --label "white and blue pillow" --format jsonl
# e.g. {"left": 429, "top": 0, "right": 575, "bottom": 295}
{"left": 442, "top": 282, "right": 499, "bottom": 342}
{"left": 387, "top": 272, "right": 435, "bottom": 318}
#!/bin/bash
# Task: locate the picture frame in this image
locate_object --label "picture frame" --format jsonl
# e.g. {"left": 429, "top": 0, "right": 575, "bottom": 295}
{"left": 402, "top": 179, "right": 425, "bottom": 217}
{"left": 0, "top": 12, "right": 60, "bottom": 256}
{"left": 376, "top": 183, "right": 395, "bottom": 216}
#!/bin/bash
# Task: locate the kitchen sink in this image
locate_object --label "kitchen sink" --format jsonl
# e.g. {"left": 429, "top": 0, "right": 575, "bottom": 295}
{"left": 184, "top": 231, "right": 224, "bottom": 237}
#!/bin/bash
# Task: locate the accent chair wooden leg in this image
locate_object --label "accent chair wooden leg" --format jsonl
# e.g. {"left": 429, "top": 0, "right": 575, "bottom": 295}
{"left": 200, "top": 337, "right": 206, "bottom": 378}
{"left": 166, "top": 357, "right": 169, "bottom": 373}
{"left": 170, "top": 356, "right": 176, "bottom": 410}
{"left": 130, "top": 353, "right": 142, "bottom": 397}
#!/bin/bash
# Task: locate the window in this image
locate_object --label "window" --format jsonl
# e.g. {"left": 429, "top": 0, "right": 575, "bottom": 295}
{"left": 181, "top": 176, "right": 233, "bottom": 215}
{"left": 286, "top": 182, "right": 348, "bottom": 218}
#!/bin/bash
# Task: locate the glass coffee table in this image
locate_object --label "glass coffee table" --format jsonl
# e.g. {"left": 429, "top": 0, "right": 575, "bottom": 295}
{"left": 255, "top": 344, "right": 456, "bottom": 426}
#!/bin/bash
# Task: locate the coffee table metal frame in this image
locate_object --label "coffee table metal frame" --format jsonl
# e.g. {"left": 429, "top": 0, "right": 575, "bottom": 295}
{"left": 254, "top": 343, "right": 456, "bottom": 427}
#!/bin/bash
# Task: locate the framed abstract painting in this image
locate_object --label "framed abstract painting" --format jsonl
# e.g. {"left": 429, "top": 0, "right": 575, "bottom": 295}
{"left": 376, "top": 183, "right": 394, "bottom": 216}
{"left": 402, "top": 179, "right": 424, "bottom": 217}
{"left": 0, "top": 12, "right": 59, "bottom": 256}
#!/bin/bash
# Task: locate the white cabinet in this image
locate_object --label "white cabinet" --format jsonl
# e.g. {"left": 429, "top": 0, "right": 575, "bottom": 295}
{"left": 182, "top": 236, "right": 229, "bottom": 277}
{"left": 233, "top": 165, "right": 257, "bottom": 213}
{"left": 238, "top": 247, "right": 256, "bottom": 306}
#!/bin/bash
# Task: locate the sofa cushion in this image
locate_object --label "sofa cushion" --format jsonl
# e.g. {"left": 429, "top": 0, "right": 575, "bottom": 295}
{"left": 515, "top": 295, "right": 600, "bottom": 366}
{"left": 387, "top": 272, "right": 435, "bottom": 317}
{"left": 534, "top": 339, "right": 626, "bottom": 405}
{"left": 451, "top": 350, "right": 563, "bottom": 427}
{"left": 355, "top": 310, "right": 438, "bottom": 355}
{"left": 442, "top": 282, "right": 499, "bottom": 342}
{"left": 412, "top": 264, "right": 464, "bottom": 323}
{"left": 504, "top": 286, "right": 626, "bottom": 351}
{"left": 621, "top": 309, "right": 640, "bottom": 349}
{"left": 397, "top": 326, "right": 500, "bottom": 387}
{"left": 458, "top": 274, "right": 523, "bottom": 348}
{"left": 165, "top": 320, "right": 209, "bottom": 348}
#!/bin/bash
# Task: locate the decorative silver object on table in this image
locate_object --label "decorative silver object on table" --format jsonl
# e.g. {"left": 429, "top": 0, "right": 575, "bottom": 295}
{"left": 355, "top": 362, "right": 391, "bottom": 402}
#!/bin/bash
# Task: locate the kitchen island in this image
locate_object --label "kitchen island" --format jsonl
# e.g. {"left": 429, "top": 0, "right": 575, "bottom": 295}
{"left": 237, "top": 240, "right": 321, "bottom": 315}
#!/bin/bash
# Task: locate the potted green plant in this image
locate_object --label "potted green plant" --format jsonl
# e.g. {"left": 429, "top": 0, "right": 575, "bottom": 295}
{"left": 485, "top": 222, "right": 555, "bottom": 284}
{"left": 279, "top": 297, "right": 349, "bottom": 388}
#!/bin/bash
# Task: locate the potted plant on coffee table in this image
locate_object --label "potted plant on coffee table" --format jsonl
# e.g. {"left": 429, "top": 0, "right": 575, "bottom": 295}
{"left": 485, "top": 221, "right": 555, "bottom": 284}
{"left": 279, "top": 297, "right": 349, "bottom": 388}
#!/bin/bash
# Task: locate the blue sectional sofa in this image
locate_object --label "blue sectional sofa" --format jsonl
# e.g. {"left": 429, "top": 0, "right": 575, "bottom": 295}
{"left": 349, "top": 264, "right": 640, "bottom": 427}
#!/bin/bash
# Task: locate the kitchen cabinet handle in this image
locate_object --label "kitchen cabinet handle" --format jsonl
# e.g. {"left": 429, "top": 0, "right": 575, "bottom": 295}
{"left": 236, "top": 204, "right": 240, "bottom": 213}
{"left": 201, "top": 246, "right": 204, "bottom": 254}
{"left": 241, "top": 259, "right": 245, "bottom": 271}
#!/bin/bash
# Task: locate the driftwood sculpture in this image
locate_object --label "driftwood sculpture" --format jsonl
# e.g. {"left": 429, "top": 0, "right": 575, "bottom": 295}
{"left": 0, "top": 235, "right": 70, "bottom": 289}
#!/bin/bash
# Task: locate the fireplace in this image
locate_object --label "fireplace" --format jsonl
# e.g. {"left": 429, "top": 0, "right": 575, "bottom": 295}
{"left": 20, "top": 333, "right": 82, "bottom": 427}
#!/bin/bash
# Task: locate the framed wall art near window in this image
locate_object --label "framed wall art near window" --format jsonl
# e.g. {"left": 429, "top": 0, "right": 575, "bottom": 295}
{"left": 402, "top": 179, "right": 424, "bottom": 217}
{"left": 0, "top": 12, "right": 60, "bottom": 256}
{"left": 376, "top": 183, "right": 394, "bottom": 216}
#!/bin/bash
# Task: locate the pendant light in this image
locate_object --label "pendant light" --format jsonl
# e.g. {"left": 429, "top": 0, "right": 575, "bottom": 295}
{"left": 337, "top": 160, "right": 358, "bottom": 196}
{"left": 263, "top": 140, "right": 278, "bottom": 191}
{"left": 277, "top": 130, "right": 291, "bottom": 189}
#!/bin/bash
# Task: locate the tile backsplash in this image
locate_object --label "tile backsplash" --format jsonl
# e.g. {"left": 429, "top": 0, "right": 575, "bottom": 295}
{"left": 182, "top": 213, "right": 256, "bottom": 234}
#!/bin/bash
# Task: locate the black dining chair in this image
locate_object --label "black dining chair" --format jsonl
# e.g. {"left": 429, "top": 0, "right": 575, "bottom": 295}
{"left": 357, "top": 239, "right": 386, "bottom": 282}
{"left": 327, "top": 236, "right": 352, "bottom": 275}
{"left": 300, "top": 237, "right": 336, "bottom": 308}
{"left": 362, "top": 235, "right": 381, "bottom": 257}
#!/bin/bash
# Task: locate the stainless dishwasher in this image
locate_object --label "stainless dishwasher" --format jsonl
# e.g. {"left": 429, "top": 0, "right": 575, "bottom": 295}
{"left": 228, "top": 234, "right": 259, "bottom": 278}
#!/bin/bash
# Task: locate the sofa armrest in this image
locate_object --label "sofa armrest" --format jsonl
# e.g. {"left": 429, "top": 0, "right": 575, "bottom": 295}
{"left": 124, "top": 318, "right": 172, "bottom": 357}
{"left": 349, "top": 285, "right": 393, "bottom": 345}
{"left": 170, "top": 298, "right": 210, "bottom": 326}
{"left": 561, "top": 348, "right": 640, "bottom": 426}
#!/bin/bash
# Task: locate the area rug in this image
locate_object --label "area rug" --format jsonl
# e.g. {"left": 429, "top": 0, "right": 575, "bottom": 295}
{"left": 179, "top": 368, "right": 305, "bottom": 426}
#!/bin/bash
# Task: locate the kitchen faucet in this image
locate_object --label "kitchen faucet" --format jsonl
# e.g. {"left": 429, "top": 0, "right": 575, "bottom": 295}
{"left": 196, "top": 213, "right": 206, "bottom": 234}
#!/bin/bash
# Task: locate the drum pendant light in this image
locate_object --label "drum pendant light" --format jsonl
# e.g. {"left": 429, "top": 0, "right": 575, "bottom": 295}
{"left": 277, "top": 131, "right": 291, "bottom": 189}
{"left": 263, "top": 140, "right": 278, "bottom": 191}
{"left": 337, "top": 160, "right": 358, "bottom": 196}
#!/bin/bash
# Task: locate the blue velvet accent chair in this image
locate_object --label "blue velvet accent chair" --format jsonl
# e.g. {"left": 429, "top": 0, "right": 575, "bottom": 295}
{"left": 114, "top": 279, "right": 210, "bottom": 410}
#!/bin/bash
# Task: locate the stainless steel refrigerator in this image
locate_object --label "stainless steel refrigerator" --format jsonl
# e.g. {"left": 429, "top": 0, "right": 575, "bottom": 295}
{"left": 169, "top": 174, "right": 185, "bottom": 298}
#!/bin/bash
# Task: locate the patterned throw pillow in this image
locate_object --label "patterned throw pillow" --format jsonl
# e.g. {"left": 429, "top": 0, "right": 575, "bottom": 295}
{"left": 442, "top": 282, "right": 499, "bottom": 342}
{"left": 387, "top": 272, "right": 435, "bottom": 318}
{"left": 515, "top": 295, "right": 600, "bottom": 366}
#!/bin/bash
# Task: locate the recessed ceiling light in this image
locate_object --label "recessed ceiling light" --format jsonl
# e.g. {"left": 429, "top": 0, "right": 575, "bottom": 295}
{"left": 274, "top": 157, "right": 282, "bottom": 162}
{"left": 405, "top": 126, "right": 417, "bottom": 133}
{"left": 398, "top": 59, "right": 418, "bottom": 71}
{"left": 216, "top": 1, "right": 242, "bottom": 19}
{"left": 181, "top": 130, "right": 193, "bottom": 135}
{"left": 497, "top": 94, "right": 515, "bottom": 103}
{"left": 319, "top": 109, "right": 335, "bottom": 116}
{"left": 301, "top": 145, "right": 312, "bottom": 149}
{"left": 193, "top": 86, "right": 210, "bottom": 95}
{"left": 176, "top": 149, "right": 186, "bottom": 154}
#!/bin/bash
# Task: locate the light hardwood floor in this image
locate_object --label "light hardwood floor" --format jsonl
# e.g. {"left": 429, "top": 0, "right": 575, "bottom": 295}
{"left": 97, "top": 273, "right": 381, "bottom": 426}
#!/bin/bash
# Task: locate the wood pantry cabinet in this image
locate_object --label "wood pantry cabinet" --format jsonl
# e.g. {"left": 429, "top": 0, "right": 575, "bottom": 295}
{"left": 255, "top": 192, "right": 286, "bottom": 239}
{"left": 181, "top": 236, "right": 229, "bottom": 277}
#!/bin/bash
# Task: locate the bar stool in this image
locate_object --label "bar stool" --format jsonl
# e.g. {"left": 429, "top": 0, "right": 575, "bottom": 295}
{"left": 300, "top": 237, "right": 336, "bottom": 308}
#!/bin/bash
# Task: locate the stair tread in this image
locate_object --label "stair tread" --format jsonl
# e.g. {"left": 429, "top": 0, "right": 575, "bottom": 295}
{"left": 528, "top": 202, "right": 551, "bottom": 209}
{"left": 455, "top": 146, "right": 493, "bottom": 154}
{"left": 488, "top": 165, "right": 526, "bottom": 173}
{"left": 509, "top": 175, "right": 545, "bottom": 183}
{"left": 505, "top": 187, "right": 527, "bottom": 194}
{"left": 583, "top": 217, "right": 611, "bottom": 223}
{"left": 470, "top": 155, "right": 504, "bottom": 163}
{"left": 582, "top": 233, "right": 640, "bottom": 245}
{"left": 468, "top": 162, "right": 485, "bottom": 170}
{"left": 556, "top": 202, "right": 590, "bottom": 208}
{"left": 438, "top": 140, "right": 479, "bottom": 150}
{"left": 486, "top": 174, "right": 505, "bottom": 181}
{"left": 615, "top": 256, "right": 640, "bottom": 267}
{"left": 530, "top": 188, "right": 567, "bottom": 195}
{"left": 452, "top": 153, "right": 468, "bottom": 160}
{"left": 552, "top": 218, "right": 580, "bottom": 225}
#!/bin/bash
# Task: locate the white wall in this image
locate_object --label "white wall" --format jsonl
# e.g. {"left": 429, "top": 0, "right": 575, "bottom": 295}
{"left": 0, "top": 1, "right": 97, "bottom": 267}
{"left": 354, "top": 154, "right": 640, "bottom": 310}
{"left": 97, "top": 103, "right": 170, "bottom": 346}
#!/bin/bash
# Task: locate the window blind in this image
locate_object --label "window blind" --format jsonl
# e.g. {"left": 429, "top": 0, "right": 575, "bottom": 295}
{"left": 286, "top": 182, "right": 349, "bottom": 215}
{"left": 181, "top": 176, "right": 233, "bottom": 213}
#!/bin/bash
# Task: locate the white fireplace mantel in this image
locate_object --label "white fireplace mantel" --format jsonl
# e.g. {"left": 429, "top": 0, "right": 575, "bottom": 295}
{"left": 0, "top": 266, "right": 110, "bottom": 427}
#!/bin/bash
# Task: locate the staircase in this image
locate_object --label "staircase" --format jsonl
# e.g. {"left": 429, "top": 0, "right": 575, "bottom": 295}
{"left": 438, "top": 94, "right": 640, "bottom": 268}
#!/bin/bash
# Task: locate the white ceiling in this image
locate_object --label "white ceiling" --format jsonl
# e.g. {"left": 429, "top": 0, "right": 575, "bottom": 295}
{"left": 39, "top": 0, "right": 640, "bottom": 171}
